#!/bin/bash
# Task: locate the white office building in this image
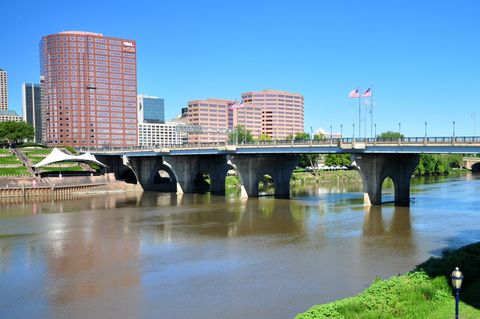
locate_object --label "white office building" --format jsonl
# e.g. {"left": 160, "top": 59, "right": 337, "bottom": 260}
{"left": 138, "top": 122, "right": 187, "bottom": 146}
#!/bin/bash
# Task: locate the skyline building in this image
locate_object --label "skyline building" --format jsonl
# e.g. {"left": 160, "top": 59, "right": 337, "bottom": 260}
{"left": 0, "top": 69, "right": 8, "bottom": 110}
{"left": 137, "top": 95, "right": 164, "bottom": 123}
{"left": 186, "top": 98, "right": 233, "bottom": 143}
{"left": 241, "top": 89, "right": 304, "bottom": 139}
{"left": 186, "top": 90, "right": 304, "bottom": 143}
{"left": 40, "top": 31, "right": 138, "bottom": 147}
{"left": 0, "top": 110, "right": 23, "bottom": 122}
{"left": 137, "top": 94, "right": 184, "bottom": 146}
{"left": 22, "top": 83, "right": 42, "bottom": 142}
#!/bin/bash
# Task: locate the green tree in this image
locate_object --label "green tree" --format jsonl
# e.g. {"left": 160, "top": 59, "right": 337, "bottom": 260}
{"left": 0, "top": 121, "right": 34, "bottom": 147}
{"left": 414, "top": 154, "right": 462, "bottom": 176}
{"left": 228, "top": 125, "right": 254, "bottom": 143}
{"left": 377, "top": 131, "right": 404, "bottom": 139}
{"left": 324, "top": 154, "right": 351, "bottom": 167}
{"left": 257, "top": 133, "right": 272, "bottom": 142}
{"left": 313, "top": 133, "right": 325, "bottom": 140}
{"left": 286, "top": 132, "right": 311, "bottom": 141}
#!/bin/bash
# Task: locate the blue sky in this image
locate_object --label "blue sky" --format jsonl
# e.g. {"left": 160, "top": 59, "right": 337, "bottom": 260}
{"left": 0, "top": 0, "right": 479, "bottom": 137}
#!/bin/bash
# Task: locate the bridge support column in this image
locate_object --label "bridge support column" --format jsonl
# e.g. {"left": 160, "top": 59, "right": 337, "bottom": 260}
{"left": 229, "top": 154, "right": 299, "bottom": 198}
{"left": 163, "top": 155, "right": 229, "bottom": 195}
{"left": 353, "top": 154, "right": 419, "bottom": 206}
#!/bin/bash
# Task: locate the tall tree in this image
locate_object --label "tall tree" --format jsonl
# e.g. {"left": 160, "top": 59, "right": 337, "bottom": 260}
{"left": 0, "top": 121, "right": 34, "bottom": 147}
{"left": 377, "top": 131, "right": 404, "bottom": 139}
{"left": 228, "top": 125, "right": 254, "bottom": 143}
{"left": 257, "top": 133, "right": 272, "bottom": 142}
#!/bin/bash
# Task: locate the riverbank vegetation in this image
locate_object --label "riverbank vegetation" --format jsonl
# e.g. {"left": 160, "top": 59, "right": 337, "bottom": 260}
{"left": 414, "top": 154, "right": 463, "bottom": 176}
{"left": 295, "top": 242, "right": 480, "bottom": 319}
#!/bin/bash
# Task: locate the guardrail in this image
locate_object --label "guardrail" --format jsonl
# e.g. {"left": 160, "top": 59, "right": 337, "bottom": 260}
{"left": 77, "top": 136, "right": 480, "bottom": 154}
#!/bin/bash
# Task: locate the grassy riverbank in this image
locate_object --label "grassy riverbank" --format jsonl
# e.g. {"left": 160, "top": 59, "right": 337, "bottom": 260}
{"left": 295, "top": 242, "right": 480, "bottom": 319}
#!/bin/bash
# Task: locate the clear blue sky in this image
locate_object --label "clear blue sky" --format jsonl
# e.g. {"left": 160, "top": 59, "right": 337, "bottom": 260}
{"left": 1, "top": 0, "right": 479, "bottom": 137}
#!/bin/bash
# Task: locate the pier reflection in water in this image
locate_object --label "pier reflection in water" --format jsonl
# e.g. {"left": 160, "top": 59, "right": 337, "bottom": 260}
{"left": 1, "top": 175, "right": 480, "bottom": 319}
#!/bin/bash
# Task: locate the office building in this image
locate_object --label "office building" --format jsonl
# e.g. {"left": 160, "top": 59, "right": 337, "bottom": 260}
{"left": 241, "top": 89, "right": 304, "bottom": 139}
{"left": 22, "top": 83, "right": 43, "bottom": 142}
{"left": 186, "top": 98, "right": 233, "bottom": 143}
{"left": 0, "top": 110, "right": 23, "bottom": 122}
{"left": 40, "top": 31, "right": 138, "bottom": 147}
{"left": 228, "top": 100, "right": 263, "bottom": 137}
{"left": 138, "top": 122, "right": 186, "bottom": 146}
{"left": 137, "top": 95, "right": 164, "bottom": 123}
{"left": 0, "top": 69, "right": 7, "bottom": 110}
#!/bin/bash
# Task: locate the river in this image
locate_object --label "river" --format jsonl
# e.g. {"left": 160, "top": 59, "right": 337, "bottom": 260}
{"left": 1, "top": 174, "right": 480, "bottom": 319}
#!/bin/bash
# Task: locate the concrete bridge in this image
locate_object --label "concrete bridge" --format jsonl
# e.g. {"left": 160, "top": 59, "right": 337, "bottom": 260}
{"left": 463, "top": 157, "right": 480, "bottom": 171}
{"left": 84, "top": 137, "right": 480, "bottom": 207}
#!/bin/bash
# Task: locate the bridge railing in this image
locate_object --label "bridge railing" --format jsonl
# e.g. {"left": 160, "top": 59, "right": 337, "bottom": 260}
{"left": 77, "top": 136, "right": 480, "bottom": 153}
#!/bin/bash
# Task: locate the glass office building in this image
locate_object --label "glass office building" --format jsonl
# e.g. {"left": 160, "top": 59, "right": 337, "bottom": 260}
{"left": 22, "top": 83, "right": 43, "bottom": 143}
{"left": 138, "top": 95, "right": 164, "bottom": 124}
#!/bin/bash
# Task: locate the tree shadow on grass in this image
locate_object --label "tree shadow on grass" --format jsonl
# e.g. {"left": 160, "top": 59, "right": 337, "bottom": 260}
{"left": 415, "top": 231, "right": 480, "bottom": 309}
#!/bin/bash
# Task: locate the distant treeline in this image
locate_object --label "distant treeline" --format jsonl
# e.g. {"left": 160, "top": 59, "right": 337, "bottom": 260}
{"left": 414, "top": 154, "right": 463, "bottom": 176}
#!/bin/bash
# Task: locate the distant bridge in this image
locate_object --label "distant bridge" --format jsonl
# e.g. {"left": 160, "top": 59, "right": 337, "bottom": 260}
{"left": 80, "top": 137, "right": 480, "bottom": 207}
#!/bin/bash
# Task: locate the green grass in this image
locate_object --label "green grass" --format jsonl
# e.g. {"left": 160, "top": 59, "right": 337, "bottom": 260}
{"left": 22, "top": 149, "right": 53, "bottom": 156}
{"left": 0, "top": 156, "right": 22, "bottom": 164}
{"left": 0, "top": 149, "right": 11, "bottom": 155}
{"left": 0, "top": 166, "right": 31, "bottom": 176}
{"left": 295, "top": 242, "right": 480, "bottom": 319}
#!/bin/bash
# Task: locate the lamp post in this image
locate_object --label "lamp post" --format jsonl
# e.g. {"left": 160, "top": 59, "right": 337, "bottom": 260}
{"left": 340, "top": 124, "right": 343, "bottom": 138}
{"left": 352, "top": 123, "right": 355, "bottom": 141}
{"left": 451, "top": 267, "right": 463, "bottom": 319}
{"left": 453, "top": 121, "right": 456, "bottom": 140}
{"left": 310, "top": 126, "right": 313, "bottom": 142}
{"left": 398, "top": 122, "right": 401, "bottom": 135}
{"left": 330, "top": 125, "right": 333, "bottom": 141}
{"left": 424, "top": 121, "right": 427, "bottom": 139}
{"left": 374, "top": 123, "right": 377, "bottom": 142}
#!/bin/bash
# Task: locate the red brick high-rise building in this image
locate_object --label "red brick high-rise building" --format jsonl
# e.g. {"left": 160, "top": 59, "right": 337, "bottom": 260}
{"left": 40, "top": 31, "right": 138, "bottom": 147}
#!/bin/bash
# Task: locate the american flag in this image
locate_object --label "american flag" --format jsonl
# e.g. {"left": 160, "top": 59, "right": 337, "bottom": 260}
{"left": 348, "top": 88, "right": 360, "bottom": 98}
{"left": 362, "top": 88, "right": 372, "bottom": 97}
{"left": 228, "top": 101, "right": 245, "bottom": 110}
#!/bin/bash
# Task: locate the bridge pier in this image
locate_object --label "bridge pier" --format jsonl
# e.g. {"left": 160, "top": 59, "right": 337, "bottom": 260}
{"left": 353, "top": 154, "right": 419, "bottom": 206}
{"left": 163, "top": 155, "right": 229, "bottom": 195}
{"left": 229, "top": 154, "right": 299, "bottom": 198}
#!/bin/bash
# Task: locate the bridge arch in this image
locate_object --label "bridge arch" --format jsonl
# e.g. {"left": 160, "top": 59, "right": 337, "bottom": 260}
{"left": 471, "top": 162, "right": 480, "bottom": 172}
{"left": 381, "top": 176, "right": 395, "bottom": 203}
{"left": 145, "top": 160, "right": 177, "bottom": 192}
{"left": 118, "top": 167, "right": 138, "bottom": 184}
{"left": 258, "top": 174, "right": 275, "bottom": 196}
{"left": 194, "top": 171, "right": 212, "bottom": 193}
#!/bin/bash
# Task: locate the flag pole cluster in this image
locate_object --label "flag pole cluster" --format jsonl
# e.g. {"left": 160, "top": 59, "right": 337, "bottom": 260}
{"left": 349, "top": 88, "right": 372, "bottom": 98}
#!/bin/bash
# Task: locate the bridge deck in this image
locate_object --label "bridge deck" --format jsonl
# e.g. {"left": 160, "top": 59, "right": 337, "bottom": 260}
{"left": 82, "top": 137, "right": 480, "bottom": 156}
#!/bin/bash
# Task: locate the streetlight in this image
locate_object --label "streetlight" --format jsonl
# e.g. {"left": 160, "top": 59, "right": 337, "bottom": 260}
{"left": 451, "top": 267, "right": 463, "bottom": 319}
{"left": 340, "top": 124, "right": 343, "bottom": 138}
{"left": 352, "top": 123, "right": 355, "bottom": 140}
{"left": 374, "top": 123, "right": 377, "bottom": 141}
{"left": 453, "top": 121, "right": 456, "bottom": 140}
{"left": 424, "top": 121, "right": 427, "bottom": 139}
{"left": 310, "top": 126, "right": 313, "bottom": 142}
{"left": 330, "top": 125, "right": 333, "bottom": 141}
{"left": 398, "top": 122, "right": 401, "bottom": 135}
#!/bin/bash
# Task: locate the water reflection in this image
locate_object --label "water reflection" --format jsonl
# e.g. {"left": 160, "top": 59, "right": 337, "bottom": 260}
{"left": 362, "top": 205, "right": 412, "bottom": 236}
{"left": 1, "top": 175, "right": 480, "bottom": 319}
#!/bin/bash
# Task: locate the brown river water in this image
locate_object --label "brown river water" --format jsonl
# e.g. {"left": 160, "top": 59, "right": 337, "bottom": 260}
{"left": 1, "top": 174, "right": 480, "bottom": 319}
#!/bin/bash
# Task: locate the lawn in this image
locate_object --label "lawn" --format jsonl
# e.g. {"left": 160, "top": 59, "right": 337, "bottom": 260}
{"left": 0, "top": 167, "right": 31, "bottom": 176}
{"left": 0, "top": 155, "right": 23, "bottom": 165}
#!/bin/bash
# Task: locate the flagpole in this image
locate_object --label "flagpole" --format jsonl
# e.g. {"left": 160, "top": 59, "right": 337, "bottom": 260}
{"left": 358, "top": 90, "right": 361, "bottom": 139}
{"left": 370, "top": 88, "right": 374, "bottom": 138}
